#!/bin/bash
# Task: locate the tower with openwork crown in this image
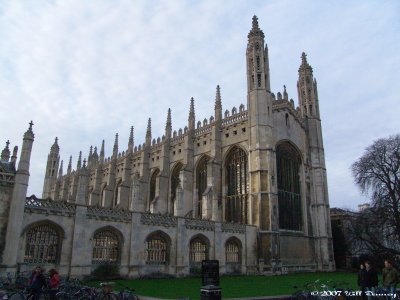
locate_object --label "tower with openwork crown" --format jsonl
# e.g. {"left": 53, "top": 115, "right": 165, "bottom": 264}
{"left": 0, "top": 16, "right": 334, "bottom": 277}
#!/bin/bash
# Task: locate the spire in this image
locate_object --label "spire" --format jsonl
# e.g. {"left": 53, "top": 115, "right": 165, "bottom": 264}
{"left": 77, "top": 151, "right": 82, "bottom": 170}
{"left": 214, "top": 85, "right": 222, "bottom": 122}
{"left": 67, "top": 156, "right": 72, "bottom": 175}
{"left": 128, "top": 126, "right": 134, "bottom": 152}
{"left": 146, "top": 118, "right": 152, "bottom": 144}
{"left": 58, "top": 160, "right": 63, "bottom": 178}
{"left": 165, "top": 109, "right": 172, "bottom": 140}
{"left": 100, "top": 140, "right": 105, "bottom": 163}
{"left": 113, "top": 133, "right": 118, "bottom": 158}
{"left": 248, "top": 15, "right": 264, "bottom": 39}
{"left": 51, "top": 137, "right": 59, "bottom": 152}
{"left": 89, "top": 145, "right": 93, "bottom": 159}
{"left": 188, "top": 97, "right": 195, "bottom": 131}
{"left": 1, "top": 140, "right": 10, "bottom": 162}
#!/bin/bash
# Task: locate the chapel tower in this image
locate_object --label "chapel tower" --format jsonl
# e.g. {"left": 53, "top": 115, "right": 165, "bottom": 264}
{"left": 42, "top": 137, "right": 60, "bottom": 199}
{"left": 246, "top": 16, "right": 279, "bottom": 264}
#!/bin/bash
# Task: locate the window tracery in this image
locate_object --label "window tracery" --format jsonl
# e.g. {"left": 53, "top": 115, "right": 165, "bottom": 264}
{"left": 92, "top": 229, "right": 120, "bottom": 264}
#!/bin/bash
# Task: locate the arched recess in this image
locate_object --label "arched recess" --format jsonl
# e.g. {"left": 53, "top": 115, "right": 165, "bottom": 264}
{"left": 224, "top": 146, "right": 249, "bottom": 224}
{"left": 149, "top": 168, "right": 160, "bottom": 210}
{"left": 276, "top": 141, "right": 303, "bottom": 231}
{"left": 92, "top": 226, "right": 123, "bottom": 265}
{"left": 100, "top": 183, "right": 107, "bottom": 207}
{"left": 225, "top": 236, "right": 242, "bottom": 274}
{"left": 189, "top": 234, "right": 210, "bottom": 271}
{"left": 145, "top": 230, "right": 171, "bottom": 265}
{"left": 195, "top": 155, "right": 209, "bottom": 218}
{"left": 114, "top": 179, "right": 123, "bottom": 207}
{"left": 170, "top": 162, "right": 183, "bottom": 215}
{"left": 23, "top": 220, "right": 65, "bottom": 264}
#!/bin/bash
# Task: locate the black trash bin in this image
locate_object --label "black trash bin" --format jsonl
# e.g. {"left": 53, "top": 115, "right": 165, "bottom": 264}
{"left": 200, "top": 285, "right": 222, "bottom": 300}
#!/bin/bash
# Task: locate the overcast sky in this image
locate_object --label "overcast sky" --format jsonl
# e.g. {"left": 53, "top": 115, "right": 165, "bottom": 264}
{"left": 1, "top": 0, "right": 399, "bottom": 210}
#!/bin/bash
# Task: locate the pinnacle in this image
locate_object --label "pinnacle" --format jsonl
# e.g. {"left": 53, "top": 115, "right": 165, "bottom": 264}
{"left": 252, "top": 15, "right": 259, "bottom": 30}
{"left": 248, "top": 15, "right": 264, "bottom": 39}
{"left": 301, "top": 52, "right": 308, "bottom": 65}
{"left": 215, "top": 85, "right": 222, "bottom": 110}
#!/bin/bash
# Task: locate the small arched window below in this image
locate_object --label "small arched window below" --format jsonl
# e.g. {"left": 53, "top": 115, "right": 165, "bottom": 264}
{"left": 92, "top": 229, "right": 120, "bottom": 264}
{"left": 145, "top": 234, "right": 168, "bottom": 265}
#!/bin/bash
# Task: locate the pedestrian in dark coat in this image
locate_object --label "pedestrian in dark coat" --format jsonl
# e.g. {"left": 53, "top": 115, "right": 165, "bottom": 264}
{"left": 364, "top": 261, "right": 378, "bottom": 300}
{"left": 358, "top": 263, "right": 367, "bottom": 300}
{"left": 29, "top": 266, "right": 47, "bottom": 300}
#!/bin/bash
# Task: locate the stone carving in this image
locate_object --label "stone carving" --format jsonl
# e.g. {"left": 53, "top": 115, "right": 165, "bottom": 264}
{"left": 222, "top": 222, "right": 246, "bottom": 234}
{"left": 185, "top": 218, "right": 215, "bottom": 231}
{"left": 87, "top": 206, "right": 132, "bottom": 223}
{"left": 24, "top": 195, "right": 76, "bottom": 217}
{"left": 140, "top": 212, "right": 178, "bottom": 227}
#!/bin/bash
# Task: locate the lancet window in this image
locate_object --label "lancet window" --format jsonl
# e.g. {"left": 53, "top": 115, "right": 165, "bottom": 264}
{"left": 24, "top": 223, "right": 61, "bottom": 264}
{"left": 92, "top": 229, "right": 120, "bottom": 264}
{"left": 149, "top": 169, "right": 159, "bottom": 209}
{"left": 225, "top": 147, "right": 248, "bottom": 223}
{"left": 189, "top": 237, "right": 209, "bottom": 266}
{"left": 145, "top": 234, "right": 168, "bottom": 265}
{"left": 277, "top": 143, "right": 302, "bottom": 231}
{"left": 225, "top": 238, "right": 241, "bottom": 263}
{"left": 170, "top": 164, "right": 182, "bottom": 215}
{"left": 196, "top": 157, "right": 208, "bottom": 218}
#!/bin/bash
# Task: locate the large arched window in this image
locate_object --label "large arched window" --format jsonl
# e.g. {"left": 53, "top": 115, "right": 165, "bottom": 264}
{"left": 196, "top": 156, "right": 208, "bottom": 218}
{"left": 170, "top": 163, "right": 183, "bottom": 215}
{"left": 276, "top": 142, "right": 302, "bottom": 231}
{"left": 189, "top": 236, "right": 209, "bottom": 269}
{"left": 145, "top": 232, "right": 169, "bottom": 265}
{"left": 225, "top": 147, "right": 248, "bottom": 223}
{"left": 24, "top": 223, "right": 62, "bottom": 264}
{"left": 149, "top": 169, "right": 159, "bottom": 209}
{"left": 92, "top": 228, "right": 120, "bottom": 264}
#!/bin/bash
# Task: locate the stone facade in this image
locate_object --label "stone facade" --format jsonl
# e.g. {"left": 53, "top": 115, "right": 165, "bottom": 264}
{"left": 0, "top": 16, "right": 334, "bottom": 278}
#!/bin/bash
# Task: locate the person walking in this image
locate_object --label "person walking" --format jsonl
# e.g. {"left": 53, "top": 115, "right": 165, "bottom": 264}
{"left": 28, "top": 266, "right": 47, "bottom": 300}
{"left": 364, "top": 261, "right": 378, "bottom": 300}
{"left": 358, "top": 263, "right": 367, "bottom": 300}
{"left": 48, "top": 269, "right": 60, "bottom": 300}
{"left": 382, "top": 259, "right": 399, "bottom": 299}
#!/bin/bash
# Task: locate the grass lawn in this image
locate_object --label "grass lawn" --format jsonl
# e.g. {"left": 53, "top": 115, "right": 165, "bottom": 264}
{"left": 89, "top": 271, "right": 359, "bottom": 299}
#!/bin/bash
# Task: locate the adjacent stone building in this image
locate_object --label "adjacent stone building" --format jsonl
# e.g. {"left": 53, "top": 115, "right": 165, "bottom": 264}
{"left": 0, "top": 16, "right": 334, "bottom": 278}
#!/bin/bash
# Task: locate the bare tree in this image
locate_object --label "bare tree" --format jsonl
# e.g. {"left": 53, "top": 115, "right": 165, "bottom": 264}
{"left": 350, "top": 134, "right": 400, "bottom": 257}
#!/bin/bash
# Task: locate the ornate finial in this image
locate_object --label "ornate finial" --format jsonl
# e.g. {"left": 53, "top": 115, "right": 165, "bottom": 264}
{"left": 58, "top": 160, "right": 63, "bottom": 177}
{"left": 113, "top": 133, "right": 119, "bottom": 158}
{"left": 301, "top": 52, "right": 307, "bottom": 65}
{"left": 1, "top": 140, "right": 11, "bottom": 161}
{"left": 67, "top": 155, "right": 72, "bottom": 174}
{"left": 146, "top": 118, "right": 152, "bottom": 139}
{"left": 128, "top": 126, "right": 134, "bottom": 151}
{"left": 252, "top": 15, "right": 259, "bottom": 30}
{"left": 248, "top": 15, "right": 264, "bottom": 39}
{"left": 24, "top": 121, "right": 35, "bottom": 140}
{"left": 83, "top": 158, "right": 87, "bottom": 168}
{"left": 10, "top": 145, "right": 18, "bottom": 164}
{"left": 215, "top": 85, "right": 222, "bottom": 110}
{"left": 283, "top": 85, "right": 288, "bottom": 101}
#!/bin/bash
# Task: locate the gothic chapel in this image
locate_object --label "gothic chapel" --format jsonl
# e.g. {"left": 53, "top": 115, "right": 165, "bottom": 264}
{"left": 0, "top": 16, "right": 334, "bottom": 277}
